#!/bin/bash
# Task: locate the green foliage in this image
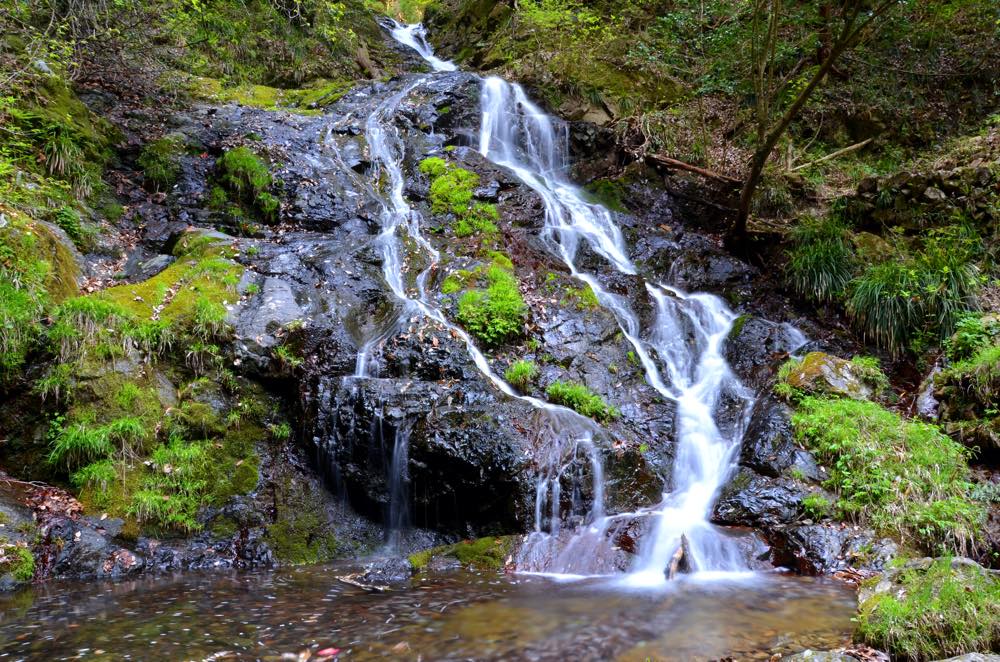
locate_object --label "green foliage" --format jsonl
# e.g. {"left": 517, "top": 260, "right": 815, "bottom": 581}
{"left": 138, "top": 137, "right": 184, "bottom": 191}
{"left": 945, "top": 314, "right": 1000, "bottom": 361}
{"left": 70, "top": 459, "right": 117, "bottom": 491}
{"left": 792, "top": 396, "right": 981, "bottom": 553}
{"left": 546, "top": 380, "right": 619, "bottom": 422}
{"left": 129, "top": 438, "right": 208, "bottom": 533}
{"left": 786, "top": 216, "right": 855, "bottom": 302}
{"left": 850, "top": 355, "right": 890, "bottom": 394}
{"left": 53, "top": 206, "right": 84, "bottom": 245}
{"left": 847, "top": 234, "right": 980, "bottom": 356}
{"left": 857, "top": 559, "right": 1000, "bottom": 661}
{"left": 48, "top": 415, "right": 146, "bottom": 471}
{"left": 505, "top": 359, "right": 538, "bottom": 391}
{"left": 801, "top": 493, "right": 831, "bottom": 519}
{"left": 456, "top": 264, "right": 527, "bottom": 345}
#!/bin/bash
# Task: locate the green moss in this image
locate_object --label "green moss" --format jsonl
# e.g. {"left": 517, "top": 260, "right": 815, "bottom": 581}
{"left": 0, "top": 210, "right": 80, "bottom": 380}
{"left": 265, "top": 481, "right": 338, "bottom": 565}
{"left": 792, "top": 396, "right": 982, "bottom": 553}
{"left": 857, "top": 558, "right": 1000, "bottom": 660}
{"left": 419, "top": 157, "right": 501, "bottom": 240}
{"left": 505, "top": 360, "right": 538, "bottom": 391}
{"left": 409, "top": 536, "right": 517, "bottom": 572}
{"left": 583, "top": 178, "right": 627, "bottom": 212}
{"left": 216, "top": 147, "right": 280, "bottom": 224}
{"left": 94, "top": 232, "right": 241, "bottom": 337}
{"left": 728, "top": 315, "right": 749, "bottom": 340}
{"left": 218, "top": 147, "right": 272, "bottom": 197}
{"left": 561, "top": 283, "right": 600, "bottom": 310}
{"left": 546, "top": 380, "right": 619, "bottom": 422}
{"left": 0, "top": 543, "right": 35, "bottom": 582}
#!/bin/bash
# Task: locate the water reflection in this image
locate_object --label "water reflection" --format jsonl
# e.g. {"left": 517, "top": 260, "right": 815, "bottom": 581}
{"left": 0, "top": 564, "right": 855, "bottom": 660}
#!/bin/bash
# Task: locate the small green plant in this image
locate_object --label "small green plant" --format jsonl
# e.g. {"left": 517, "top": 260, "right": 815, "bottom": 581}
{"left": 801, "top": 493, "right": 831, "bottom": 519}
{"left": 129, "top": 438, "right": 208, "bottom": 533}
{"left": 273, "top": 344, "right": 303, "bottom": 370}
{"left": 946, "top": 314, "right": 999, "bottom": 361}
{"left": 505, "top": 360, "right": 539, "bottom": 391}
{"left": 457, "top": 264, "right": 528, "bottom": 345}
{"left": 48, "top": 416, "right": 146, "bottom": 470}
{"left": 546, "top": 380, "right": 619, "bottom": 422}
{"left": 245, "top": 283, "right": 261, "bottom": 295}
{"left": 138, "top": 137, "right": 184, "bottom": 191}
{"left": 53, "top": 206, "right": 84, "bottom": 245}
{"left": 850, "top": 355, "right": 890, "bottom": 393}
{"left": 192, "top": 297, "right": 228, "bottom": 341}
{"left": 269, "top": 422, "right": 292, "bottom": 441}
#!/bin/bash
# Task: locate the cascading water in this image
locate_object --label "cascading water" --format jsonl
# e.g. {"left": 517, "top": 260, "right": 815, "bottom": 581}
{"left": 387, "top": 23, "right": 755, "bottom": 584}
{"left": 477, "top": 76, "right": 755, "bottom": 584}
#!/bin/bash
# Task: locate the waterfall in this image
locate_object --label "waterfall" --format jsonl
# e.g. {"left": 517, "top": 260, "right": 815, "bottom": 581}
{"left": 388, "top": 24, "right": 756, "bottom": 584}
{"left": 343, "top": 42, "right": 604, "bottom": 549}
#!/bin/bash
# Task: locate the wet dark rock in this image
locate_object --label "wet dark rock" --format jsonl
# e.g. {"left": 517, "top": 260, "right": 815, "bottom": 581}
{"left": 739, "top": 395, "right": 820, "bottom": 480}
{"left": 309, "top": 372, "right": 536, "bottom": 535}
{"left": 360, "top": 557, "right": 412, "bottom": 585}
{"left": 40, "top": 515, "right": 147, "bottom": 581}
{"left": 713, "top": 467, "right": 807, "bottom": 528}
{"left": 123, "top": 252, "right": 175, "bottom": 282}
{"left": 725, "top": 316, "right": 807, "bottom": 392}
{"left": 770, "top": 523, "right": 896, "bottom": 575}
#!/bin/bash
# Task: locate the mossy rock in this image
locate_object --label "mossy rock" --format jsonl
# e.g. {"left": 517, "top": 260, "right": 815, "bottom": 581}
{"left": 0, "top": 540, "right": 35, "bottom": 585}
{"left": 265, "top": 479, "right": 338, "bottom": 565}
{"left": 785, "top": 352, "right": 872, "bottom": 400}
{"left": 408, "top": 535, "right": 519, "bottom": 573}
{"left": 857, "top": 557, "right": 1000, "bottom": 660}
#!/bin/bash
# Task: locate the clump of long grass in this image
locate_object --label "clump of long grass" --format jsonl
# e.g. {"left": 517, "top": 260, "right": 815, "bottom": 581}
{"left": 786, "top": 216, "right": 856, "bottom": 302}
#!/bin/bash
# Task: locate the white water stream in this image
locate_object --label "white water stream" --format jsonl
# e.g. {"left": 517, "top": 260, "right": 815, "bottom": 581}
{"left": 380, "top": 21, "right": 755, "bottom": 584}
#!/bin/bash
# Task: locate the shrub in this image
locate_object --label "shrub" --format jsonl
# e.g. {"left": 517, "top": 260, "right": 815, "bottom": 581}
{"left": 857, "top": 558, "right": 1000, "bottom": 661}
{"left": 457, "top": 265, "right": 527, "bottom": 345}
{"left": 505, "top": 360, "right": 538, "bottom": 391}
{"left": 792, "top": 396, "right": 982, "bottom": 553}
{"left": 546, "top": 380, "right": 619, "bottom": 422}
{"left": 945, "top": 314, "right": 999, "bottom": 362}
{"left": 847, "top": 261, "right": 926, "bottom": 356}
{"left": 138, "top": 137, "right": 184, "bottom": 191}
{"left": 786, "top": 216, "right": 855, "bottom": 302}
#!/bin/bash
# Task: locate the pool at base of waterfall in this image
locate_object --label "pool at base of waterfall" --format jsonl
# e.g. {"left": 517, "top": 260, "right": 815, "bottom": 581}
{"left": 1, "top": 565, "right": 855, "bottom": 660}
